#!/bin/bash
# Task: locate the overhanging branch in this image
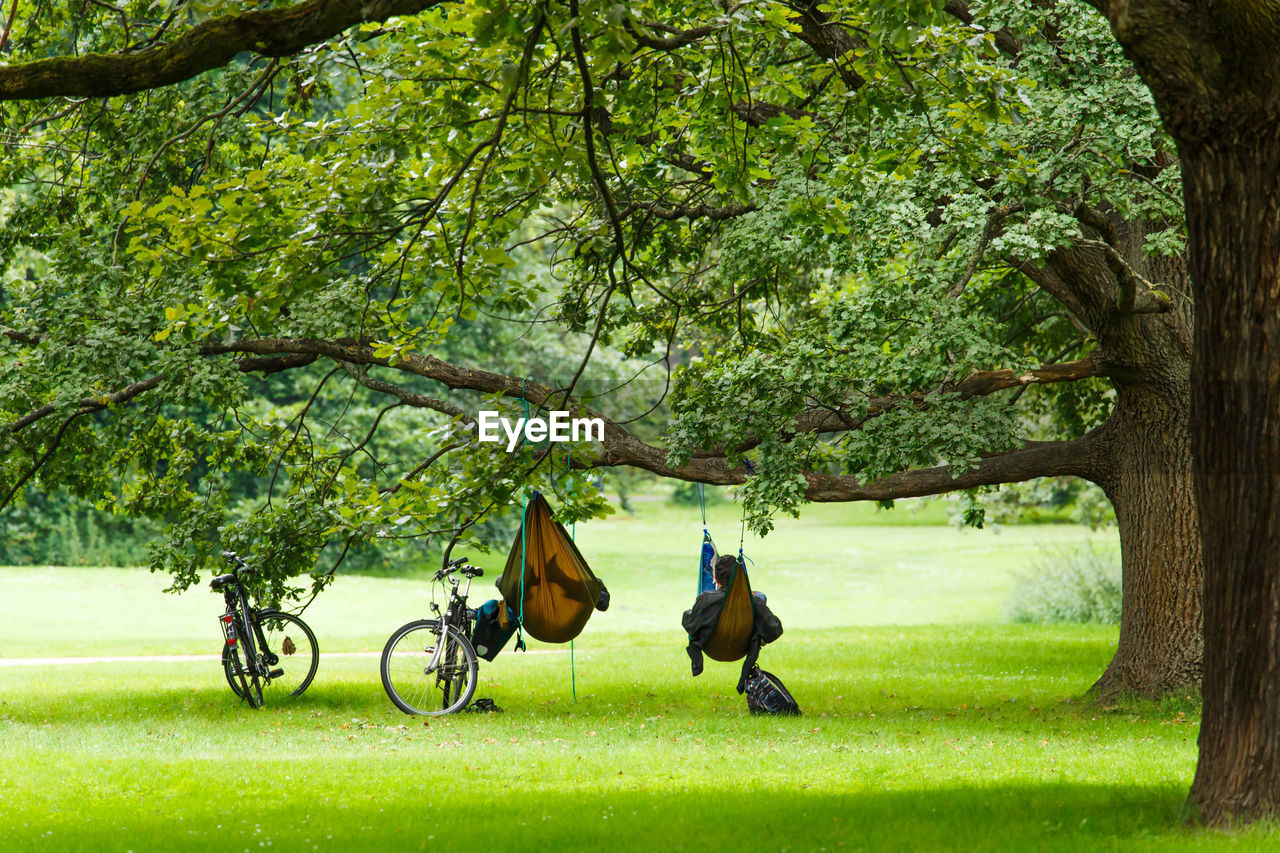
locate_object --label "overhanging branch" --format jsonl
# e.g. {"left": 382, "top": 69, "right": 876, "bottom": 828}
{"left": 0, "top": 0, "right": 447, "bottom": 101}
{"left": 801, "top": 435, "right": 1098, "bottom": 501}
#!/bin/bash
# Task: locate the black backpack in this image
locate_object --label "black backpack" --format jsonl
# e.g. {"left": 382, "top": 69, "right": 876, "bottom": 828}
{"left": 470, "top": 599, "right": 516, "bottom": 662}
{"left": 744, "top": 666, "right": 801, "bottom": 716}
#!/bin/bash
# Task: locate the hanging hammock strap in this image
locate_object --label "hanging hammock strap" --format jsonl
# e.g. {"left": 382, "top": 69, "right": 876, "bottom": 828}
{"left": 567, "top": 445, "right": 576, "bottom": 703}
{"left": 514, "top": 379, "right": 530, "bottom": 653}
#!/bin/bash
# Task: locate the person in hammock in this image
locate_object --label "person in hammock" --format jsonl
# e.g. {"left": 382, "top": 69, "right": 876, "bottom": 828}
{"left": 682, "top": 554, "right": 782, "bottom": 680}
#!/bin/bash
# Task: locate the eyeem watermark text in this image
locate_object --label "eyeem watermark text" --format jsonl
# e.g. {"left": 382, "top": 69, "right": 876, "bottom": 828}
{"left": 477, "top": 411, "right": 605, "bottom": 452}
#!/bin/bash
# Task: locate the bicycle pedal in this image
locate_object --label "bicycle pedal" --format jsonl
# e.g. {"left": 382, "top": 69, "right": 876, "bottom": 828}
{"left": 268, "top": 668, "right": 284, "bottom": 679}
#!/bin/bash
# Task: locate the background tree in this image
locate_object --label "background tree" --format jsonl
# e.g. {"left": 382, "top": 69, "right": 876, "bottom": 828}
{"left": 0, "top": 0, "right": 1193, "bottom": 705}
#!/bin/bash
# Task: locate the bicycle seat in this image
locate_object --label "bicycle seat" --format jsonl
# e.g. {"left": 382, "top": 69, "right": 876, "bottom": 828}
{"left": 210, "top": 573, "right": 237, "bottom": 590}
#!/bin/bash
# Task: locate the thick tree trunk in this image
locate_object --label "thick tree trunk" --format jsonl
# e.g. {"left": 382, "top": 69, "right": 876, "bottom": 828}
{"left": 1182, "top": 130, "right": 1280, "bottom": 825}
{"left": 1091, "top": 383, "right": 1202, "bottom": 700}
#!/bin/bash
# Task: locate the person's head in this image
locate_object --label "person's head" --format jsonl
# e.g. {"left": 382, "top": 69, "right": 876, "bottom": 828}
{"left": 713, "top": 555, "right": 740, "bottom": 589}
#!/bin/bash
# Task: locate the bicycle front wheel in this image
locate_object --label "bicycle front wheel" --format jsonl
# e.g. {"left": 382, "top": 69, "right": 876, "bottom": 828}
{"left": 381, "top": 619, "right": 478, "bottom": 716}
{"left": 254, "top": 610, "right": 319, "bottom": 700}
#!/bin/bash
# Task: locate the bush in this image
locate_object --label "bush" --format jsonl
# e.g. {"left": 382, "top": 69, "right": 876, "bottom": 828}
{"left": 669, "top": 481, "right": 725, "bottom": 507}
{"left": 1006, "top": 545, "right": 1122, "bottom": 624}
{"left": 0, "top": 490, "right": 157, "bottom": 567}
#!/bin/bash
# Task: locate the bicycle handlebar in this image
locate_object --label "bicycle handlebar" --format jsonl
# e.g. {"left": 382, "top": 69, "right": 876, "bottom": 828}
{"left": 434, "top": 559, "right": 483, "bottom": 582}
{"left": 220, "top": 550, "right": 252, "bottom": 576}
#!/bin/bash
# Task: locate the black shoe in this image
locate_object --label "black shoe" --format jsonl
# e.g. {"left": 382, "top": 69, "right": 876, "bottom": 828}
{"left": 465, "top": 698, "right": 503, "bottom": 713}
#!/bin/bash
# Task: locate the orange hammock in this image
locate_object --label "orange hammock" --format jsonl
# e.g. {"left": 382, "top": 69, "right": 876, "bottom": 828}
{"left": 496, "top": 492, "right": 606, "bottom": 644}
{"left": 702, "top": 560, "right": 755, "bottom": 662}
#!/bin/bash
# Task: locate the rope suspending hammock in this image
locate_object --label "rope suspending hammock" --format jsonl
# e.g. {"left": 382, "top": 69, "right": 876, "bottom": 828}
{"left": 488, "top": 385, "right": 608, "bottom": 701}
{"left": 684, "top": 476, "right": 781, "bottom": 692}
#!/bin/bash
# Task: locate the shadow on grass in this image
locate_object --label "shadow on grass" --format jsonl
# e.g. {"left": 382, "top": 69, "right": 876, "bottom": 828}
{"left": 6, "top": 779, "right": 1255, "bottom": 852}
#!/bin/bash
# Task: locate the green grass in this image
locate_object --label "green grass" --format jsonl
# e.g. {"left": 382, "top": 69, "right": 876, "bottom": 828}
{"left": 0, "top": 499, "right": 1263, "bottom": 850}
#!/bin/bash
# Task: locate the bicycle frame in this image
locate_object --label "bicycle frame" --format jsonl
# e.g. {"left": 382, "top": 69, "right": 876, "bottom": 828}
{"left": 423, "top": 572, "right": 475, "bottom": 674}
{"left": 222, "top": 580, "right": 261, "bottom": 671}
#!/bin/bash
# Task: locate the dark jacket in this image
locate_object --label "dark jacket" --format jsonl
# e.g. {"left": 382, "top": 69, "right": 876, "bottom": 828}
{"left": 682, "top": 590, "right": 783, "bottom": 693}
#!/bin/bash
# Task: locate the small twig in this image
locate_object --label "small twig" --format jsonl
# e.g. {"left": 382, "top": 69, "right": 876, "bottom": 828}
{"left": 0, "top": 0, "right": 19, "bottom": 52}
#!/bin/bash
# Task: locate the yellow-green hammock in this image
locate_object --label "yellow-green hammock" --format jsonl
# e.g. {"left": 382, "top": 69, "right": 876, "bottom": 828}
{"left": 702, "top": 558, "right": 755, "bottom": 662}
{"left": 693, "top": 482, "right": 755, "bottom": 662}
{"left": 497, "top": 492, "right": 605, "bottom": 644}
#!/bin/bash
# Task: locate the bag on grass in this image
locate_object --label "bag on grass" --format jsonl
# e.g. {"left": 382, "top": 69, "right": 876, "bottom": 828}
{"left": 470, "top": 599, "right": 516, "bottom": 662}
{"left": 744, "top": 666, "right": 801, "bottom": 716}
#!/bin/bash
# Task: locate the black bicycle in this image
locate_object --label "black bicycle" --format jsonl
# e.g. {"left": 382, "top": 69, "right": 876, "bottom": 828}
{"left": 211, "top": 551, "right": 319, "bottom": 708}
{"left": 380, "top": 556, "right": 482, "bottom": 715}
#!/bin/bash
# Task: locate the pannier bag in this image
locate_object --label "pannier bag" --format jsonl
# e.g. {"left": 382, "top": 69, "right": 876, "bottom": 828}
{"left": 470, "top": 599, "right": 516, "bottom": 662}
{"left": 744, "top": 666, "right": 801, "bottom": 716}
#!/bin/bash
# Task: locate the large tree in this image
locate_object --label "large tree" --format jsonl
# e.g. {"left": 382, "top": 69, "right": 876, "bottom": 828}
{"left": 0, "top": 2, "right": 1196, "bottom": 699}
{"left": 1076, "top": 0, "right": 1280, "bottom": 826}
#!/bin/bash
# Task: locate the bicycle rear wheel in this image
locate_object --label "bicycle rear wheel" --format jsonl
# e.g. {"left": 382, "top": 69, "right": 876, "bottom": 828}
{"left": 381, "top": 619, "right": 478, "bottom": 716}
{"left": 254, "top": 610, "right": 319, "bottom": 699}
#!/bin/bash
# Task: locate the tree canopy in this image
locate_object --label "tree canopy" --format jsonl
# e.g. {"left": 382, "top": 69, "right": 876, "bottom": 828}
{"left": 0, "top": 1, "right": 1183, "bottom": 598}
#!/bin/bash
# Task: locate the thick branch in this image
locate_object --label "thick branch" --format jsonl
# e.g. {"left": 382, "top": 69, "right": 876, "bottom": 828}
{"left": 954, "top": 354, "right": 1104, "bottom": 397}
{"left": 1, "top": 334, "right": 1108, "bottom": 511}
{"left": 338, "top": 362, "right": 472, "bottom": 423}
{"left": 623, "top": 20, "right": 718, "bottom": 50}
{"left": 787, "top": 0, "right": 865, "bottom": 89}
{"left": 942, "top": 0, "right": 1025, "bottom": 58}
{"left": 1, "top": 326, "right": 41, "bottom": 346}
{"left": 1077, "top": 238, "right": 1173, "bottom": 315}
{"left": 198, "top": 336, "right": 1107, "bottom": 501}
{"left": 695, "top": 352, "right": 1108, "bottom": 451}
{"left": 0, "top": 0, "right": 446, "bottom": 101}
{"left": 3, "top": 350, "right": 315, "bottom": 435}
{"left": 731, "top": 101, "right": 817, "bottom": 128}
{"left": 801, "top": 435, "right": 1098, "bottom": 501}
{"left": 3, "top": 375, "right": 165, "bottom": 434}
{"left": 620, "top": 199, "right": 759, "bottom": 222}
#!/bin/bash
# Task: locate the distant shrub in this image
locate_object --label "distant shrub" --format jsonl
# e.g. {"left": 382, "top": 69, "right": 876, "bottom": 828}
{"left": 1006, "top": 545, "right": 1122, "bottom": 624}
{"left": 669, "top": 481, "right": 724, "bottom": 507}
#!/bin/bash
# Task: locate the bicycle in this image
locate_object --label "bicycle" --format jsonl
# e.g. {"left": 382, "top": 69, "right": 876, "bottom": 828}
{"left": 380, "top": 555, "right": 482, "bottom": 715}
{"left": 211, "top": 551, "right": 319, "bottom": 708}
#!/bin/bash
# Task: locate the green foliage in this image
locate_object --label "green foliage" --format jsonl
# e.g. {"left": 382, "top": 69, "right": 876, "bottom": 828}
{"left": 0, "top": 490, "right": 156, "bottom": 566}
{"left": 0, "top": 0, "right": 1176, "bottom": 595}
{"left": 966, "top": 478, "right": 1117, "bottom": 529}
{"left": 668, "top": 480, "right": 725, "bottom": 507}
{"left": 1007, "top": 545, "right": 1122, "bottom": 625}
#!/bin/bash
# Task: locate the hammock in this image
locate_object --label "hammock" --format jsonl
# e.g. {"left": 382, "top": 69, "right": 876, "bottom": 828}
{"left": 701, "top": 557, "right": 755, "bottom": 662}
{"left": 692, "top": 483, "right": 753, "bottom": 661}
{"left": 497, "top": 492, "right": 606, "bottom": 644}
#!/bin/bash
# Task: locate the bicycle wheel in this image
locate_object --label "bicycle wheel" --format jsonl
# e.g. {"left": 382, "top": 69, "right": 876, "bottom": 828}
{"left": 381, "top": 619, "right": 478, "bottom": 716}
{"left": 253, "top": 610, "right": 319, "bottom": 700}
{"left": 222, "top": 643, "right": 262, "bottom": 709}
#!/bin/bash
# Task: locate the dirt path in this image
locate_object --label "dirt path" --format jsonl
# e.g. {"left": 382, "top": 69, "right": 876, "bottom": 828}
{"left": 0, "top": 651, "right": 379, "bottom": 667}
{"left": 0, "top": 649, "right": 563, "bottom": 667}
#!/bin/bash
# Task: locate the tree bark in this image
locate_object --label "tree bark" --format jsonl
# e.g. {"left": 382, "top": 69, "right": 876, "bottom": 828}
{"left": 1091, "top": 383, "right": 1203, "bottom": 699}
{"left": 1182, "top": 129, "right": 1280, "bottom": 825}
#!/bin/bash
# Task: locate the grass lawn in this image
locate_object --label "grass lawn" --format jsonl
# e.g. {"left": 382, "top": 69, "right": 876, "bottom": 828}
{"left": 0, "top": 497, "right": 1265, "bottom": 850}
